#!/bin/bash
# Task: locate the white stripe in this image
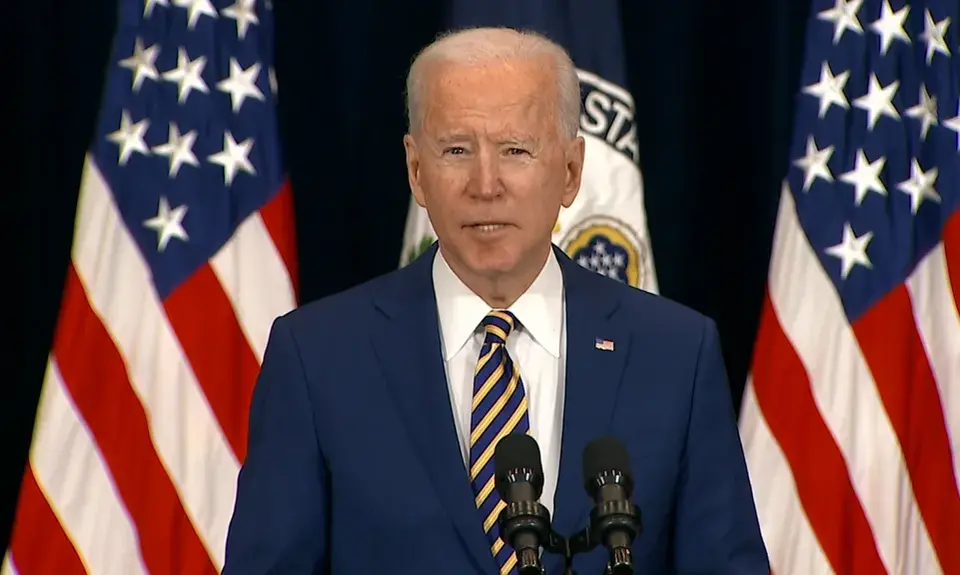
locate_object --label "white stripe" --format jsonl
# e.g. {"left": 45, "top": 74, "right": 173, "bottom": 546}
{"left": 906, "top": 243, "right": 960, "bottom": 490}
{"left": 2, "top": 552, "right": 18, "bottom": 575}
{"left": 767, "top": 183, "right": 940, "bottom": 575}
{"left": 31, "top": 360, "right": 147, "bottom": 575}
{"left": 210, "top": 211, "right": 296, "bottom": 362}
{"left": 740, "top": 382, "right": 834, "bottom": 575}
{"left": 71, "top": 156, "right": 239, "bottom": 569}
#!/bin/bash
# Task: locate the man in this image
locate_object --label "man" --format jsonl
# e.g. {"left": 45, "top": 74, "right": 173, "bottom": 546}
{"left": 222, "top": 26, "right": 769, "bottom": 575}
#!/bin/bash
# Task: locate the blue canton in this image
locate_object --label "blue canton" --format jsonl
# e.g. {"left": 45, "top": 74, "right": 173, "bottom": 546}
{"left": 91, "top": 0, "right": 284, "bottom": 300}
{"left": 788, "top": 0, "right": 959, "bottom": 321}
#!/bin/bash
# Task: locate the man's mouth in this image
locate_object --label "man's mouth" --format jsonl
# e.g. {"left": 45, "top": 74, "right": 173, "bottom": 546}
{"left": 469, "top": 223, "right": 509, "bottom": 232}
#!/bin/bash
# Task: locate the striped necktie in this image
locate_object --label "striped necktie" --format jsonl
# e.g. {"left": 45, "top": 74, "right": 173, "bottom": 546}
{"left": 469, "top": 310, "right": 530, "bottom": 575}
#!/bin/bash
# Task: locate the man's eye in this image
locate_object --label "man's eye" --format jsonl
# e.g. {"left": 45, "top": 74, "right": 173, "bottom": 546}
{"left": 506, "top": 147, "right": 528, "bottom": 156}
{"left": 444, "top": 147, "right": 466, "bottom": 155}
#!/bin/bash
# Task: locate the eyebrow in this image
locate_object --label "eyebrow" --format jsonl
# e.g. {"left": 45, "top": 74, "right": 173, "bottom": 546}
{"left": 435, "top": 134, "right": 473, "bottom": 144}
{"left": 501, "top": 136, "right": 537, "bottom": 146}
{"left": 435, "top": 134, "right": 538, "bottom": 146}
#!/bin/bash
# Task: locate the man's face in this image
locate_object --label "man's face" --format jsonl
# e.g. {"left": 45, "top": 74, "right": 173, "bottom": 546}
{"left": 404, "top": 57, "right": 584, "bottom": 285}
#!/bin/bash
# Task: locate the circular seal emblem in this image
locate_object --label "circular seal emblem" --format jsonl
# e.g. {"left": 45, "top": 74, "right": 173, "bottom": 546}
{"left": 559, "top": 215, "right": 647, "bottom": 288}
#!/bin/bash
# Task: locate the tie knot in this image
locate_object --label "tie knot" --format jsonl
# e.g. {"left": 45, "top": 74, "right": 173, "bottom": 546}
{"left": 481, "top": 310, "right": 517, "bottom": 344}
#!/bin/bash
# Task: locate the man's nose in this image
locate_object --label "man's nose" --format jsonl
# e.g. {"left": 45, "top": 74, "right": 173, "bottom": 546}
{"left": 472, "top": 147, "right": 503, "bottom": 198}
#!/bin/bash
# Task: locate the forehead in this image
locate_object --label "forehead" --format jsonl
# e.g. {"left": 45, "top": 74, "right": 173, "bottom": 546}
{"left": 421, "top": 58, "right": 557, "bottom": 134}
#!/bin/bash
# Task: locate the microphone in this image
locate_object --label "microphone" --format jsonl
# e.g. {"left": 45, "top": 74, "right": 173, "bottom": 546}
{"left": 494, "top": 433, "right": 553, "bottom": 575}
{"left": 582, "top": 437, "right": 642, "bottom": 575}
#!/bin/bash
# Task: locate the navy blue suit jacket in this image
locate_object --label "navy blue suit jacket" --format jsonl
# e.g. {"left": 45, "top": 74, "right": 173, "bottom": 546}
{"left": 221, "top": 244, "right": 769, "bottom": 574}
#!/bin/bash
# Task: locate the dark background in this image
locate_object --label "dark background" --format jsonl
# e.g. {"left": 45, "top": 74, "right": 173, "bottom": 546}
{"left": 7, "top": 0, "right": 812, "bottom": 552}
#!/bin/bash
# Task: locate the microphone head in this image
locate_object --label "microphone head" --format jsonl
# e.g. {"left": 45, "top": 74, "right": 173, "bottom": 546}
{"left": 494, "top": 433, "right": 544, "bottom": 499}
{"left": 582, "top": 437, "right": 634, "bottom": 497}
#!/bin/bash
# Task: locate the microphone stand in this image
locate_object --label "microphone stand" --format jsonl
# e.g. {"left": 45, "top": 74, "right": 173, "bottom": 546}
{"left": 544, "top": 526, "right": 597, "bottom": 575}
{"left": 546, "top": 522, "right": 635, "bottom": 575}
{"left": 543, "top": 530, "right": 577, "bottom": 575}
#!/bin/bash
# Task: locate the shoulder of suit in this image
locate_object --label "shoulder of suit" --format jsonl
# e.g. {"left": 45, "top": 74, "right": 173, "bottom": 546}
{"left": 274, "top": 264, "right": 416, "bottom": 334}
{"left": 573, "top": 263, "right": 713, "bottom": 337}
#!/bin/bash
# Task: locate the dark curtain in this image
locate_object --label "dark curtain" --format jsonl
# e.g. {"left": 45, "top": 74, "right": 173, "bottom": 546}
{"left": 5, "top": 0, "right": 811, "bottom": 551}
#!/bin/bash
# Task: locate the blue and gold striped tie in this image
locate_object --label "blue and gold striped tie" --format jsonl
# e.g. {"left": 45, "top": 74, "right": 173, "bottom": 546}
{"left": 469, "top": 310, "right": 530, "bottom": 575}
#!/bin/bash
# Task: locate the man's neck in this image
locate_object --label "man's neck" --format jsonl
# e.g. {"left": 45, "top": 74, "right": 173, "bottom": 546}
{"left": 441, "top": 244, "right": 552, "bottom": 309}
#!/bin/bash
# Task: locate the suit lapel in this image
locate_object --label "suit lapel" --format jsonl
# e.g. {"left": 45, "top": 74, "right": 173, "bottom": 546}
{"left": 370, "top": 244, "right": 497, "bottom": 574}
{"left": 550, "top": 248, "right": 631, "bottom": 539}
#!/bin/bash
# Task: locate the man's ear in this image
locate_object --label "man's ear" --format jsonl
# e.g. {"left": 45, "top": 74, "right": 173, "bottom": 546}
{"left": 561, "top": 135, "right": 585, "bottom": 208}
{"left": 403, "top": 134, "right": 426, "bottom": 207}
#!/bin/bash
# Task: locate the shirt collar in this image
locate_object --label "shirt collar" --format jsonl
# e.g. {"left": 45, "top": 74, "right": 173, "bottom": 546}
{"left": 432, "top": 247, "right": 564, "bottom": 361}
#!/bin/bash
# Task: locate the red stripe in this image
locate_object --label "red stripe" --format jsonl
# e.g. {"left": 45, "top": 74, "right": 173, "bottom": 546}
{"left": 259, "top": 179, "right": 299, "bottom": 303}
{"left": 750, "top": 291, "right": 886, "bottom": 574}
{"left": 853, "top": 285, "right": 960, "bottom": 574}
{"left": 943, "top": 210, "right": 960, "bottom": 320}
{"left": 54, "top": 264, "right": 219, "bottom": 575}
{"left": 7, "top": 466, "right": 87, "bottom": 575}
{"left": 163, "top": 263, "right": 260, "bottom": 462}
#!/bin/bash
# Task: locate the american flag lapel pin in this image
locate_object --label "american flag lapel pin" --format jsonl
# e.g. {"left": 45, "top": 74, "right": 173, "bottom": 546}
{"left": 595, "top": 337, "right": 615, "bottom": 351}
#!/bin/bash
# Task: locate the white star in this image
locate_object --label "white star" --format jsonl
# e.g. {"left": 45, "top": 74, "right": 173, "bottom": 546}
{"left": 853, "top": 73, "right": 900, "bottom": 130}
{"left": 793, "top": 136, "right": 835, "bottom": 192}
{"left": 897, "top": 159, "right": 941, "bottom": 214}
{"left": 221, "top": 0, "right": 259, "bottom": 39}
{"left": 162, "top": 47, "right": 209, "bottom": 103}
{"left": 870, "top": 0, "right": 911, "bottom": 55}
{"left": 106, "top": 110, "right": 151, "bottom": 166}
{"left": 144, "top": 0, "right": 168, "bottom": 17}
{"left": 216, "top": 58, "right": 265, "bottom": 112}
{"left": 802, "top": 62, "right": 850, "bottom": 118}
{"left": 173, "top": 0, "right": 218, "bottom": 30}
{"left": 143, "top": 196, "right": 189, "bottom": 252}
{"left": 905, "top": 84, "right": 938, "bottom": 140}
{"left": 825, "top": 223, "right": 873, "bottom": 280}
{"left": 118, "top": 37, "right": 160, "bottom": 92}
{"left": 208, "top": 131, "right": 256, "bottom": 185}
{"left": 152, "top": 122, "right": 200, "bottom": 177}
{"left": 818, "top": 0, "right": 864, "bottom": 44}
{"left": 839, "top": 149, "right": 886, "bottom": 206}
{"left": 920, "top": 9, "right": 951, "bottom": 63}
{"left": 943, "top": 100, "right": 960, "bottom": 152}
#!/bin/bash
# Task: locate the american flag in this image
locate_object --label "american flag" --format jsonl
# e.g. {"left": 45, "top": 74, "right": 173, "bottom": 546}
{"left": 738, "top": 0, "right": 959, "bottom": 574}
{"left": 2, "top": 0, "right": 297, "bottom": 573}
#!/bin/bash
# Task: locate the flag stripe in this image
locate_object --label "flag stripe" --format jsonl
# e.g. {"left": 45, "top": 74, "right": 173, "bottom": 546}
{"left": 750, "top": 290, "right": 886, "bottom": 574}
{"left": 853, "top": 286, "right": 960, "bottom": 573}
{"left": 27, "top": 360, "right": 149, "bottom": 575}
{"left": 761, "top": 185, "right": 941, "bottom": 575}
{"left": 1, "top": 553, "right": 18, "bottom": 575}
{"left": 72, "top": 157, "right": 242, "bottom": 570}
{"left": 905, "top": 241, "right": 960, "bottom": 489}
{"left": 210, "top": 210, "right": 296, "bottom": 363}
{"left": 943, "top": 215, "right": 960, "bottom": 321}
{"left": 54, "top": 264, "right": 219, "bottom": 575}
{"left": 6, "top": 468, "right": 86, "bottom": 575}
{"left": 164, "top": 262, "right": 262, "bottom": 462}
{"left": 257, "top": 179, "right": 299, "bottom": 302}
{"left": 739, "top": 383, "right": 833, "bottom": 575}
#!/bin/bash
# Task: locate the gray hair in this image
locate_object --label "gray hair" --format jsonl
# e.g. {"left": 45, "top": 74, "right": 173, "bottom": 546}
{"left": 405, "top": 26, "right": 582, "bottom": 140}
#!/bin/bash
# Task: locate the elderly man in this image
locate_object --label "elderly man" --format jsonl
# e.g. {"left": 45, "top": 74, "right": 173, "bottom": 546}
{"left": 222, "top": 26, "right": 769, "bottom": 575}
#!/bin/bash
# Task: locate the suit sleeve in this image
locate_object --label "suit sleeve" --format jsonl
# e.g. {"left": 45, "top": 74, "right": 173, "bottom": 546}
{"left": 673, "top": 318, "right": 770, "bottom": 574}
{"left": 222, "top": 315, "right": 329, "bottom": 575}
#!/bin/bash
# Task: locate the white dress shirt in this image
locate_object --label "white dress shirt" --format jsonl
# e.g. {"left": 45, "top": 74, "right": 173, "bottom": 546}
{"left": 432, "top": 248, "right": 567, "bottom": 516}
